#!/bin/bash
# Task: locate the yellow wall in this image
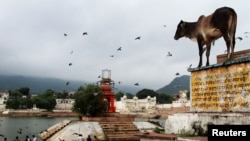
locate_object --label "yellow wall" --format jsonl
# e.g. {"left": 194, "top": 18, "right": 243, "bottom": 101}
{"left": 191, "top": 63, "right": 250, "bottom": 111}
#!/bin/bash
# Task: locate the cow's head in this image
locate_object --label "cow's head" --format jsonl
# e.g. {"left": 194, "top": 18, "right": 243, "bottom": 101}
{"left": 174, "top": 20, "right": 187, "bottom": 40}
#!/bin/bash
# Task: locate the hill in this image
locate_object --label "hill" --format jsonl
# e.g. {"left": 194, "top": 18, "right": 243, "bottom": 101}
{"left": 156, "top": 75, "right": 190, "bottom": 95}
{"left": 0, "top": 75, "right": 86, "bottom": 93}
{"left": 0, "top": 75, "right": 189, "bottom": 95}
{"left": 0, "top": 75, "right": 140, "bottom": 94}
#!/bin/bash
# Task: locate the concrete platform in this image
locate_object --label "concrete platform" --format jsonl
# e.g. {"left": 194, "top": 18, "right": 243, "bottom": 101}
{"left": 46, "top": 121, "right": 105, "bottom": 141}
{"left": 46, "top": 121, "right": 161, "bottom": 141}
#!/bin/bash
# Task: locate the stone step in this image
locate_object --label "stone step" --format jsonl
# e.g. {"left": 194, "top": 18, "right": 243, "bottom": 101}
{"left": 101, "top": 125, "right": 138, "bottom": 129}
{"left": 106, "top": 135, "right": 140, "bottom": 140}
{"left": 107, "top": 136, "right": 140, "bottom": 141}
{"left": 103, "top": 129, "right": 139, "bottom": 132}
{"left": 99, "top": 121, "right": 133, "bottom": 124}
{"left": 106, "top": 132, "right": 139, "bottom": 136}
{"left": 99, "top": 121, "right": 140, "bottom": 141}
{"left": 101, "top": 125, "right": 137, "bottom": 128}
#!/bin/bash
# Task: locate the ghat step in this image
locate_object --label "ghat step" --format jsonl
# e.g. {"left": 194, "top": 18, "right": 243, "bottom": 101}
{"left": 99, "top": 121, "right": 140, "bottom": 141}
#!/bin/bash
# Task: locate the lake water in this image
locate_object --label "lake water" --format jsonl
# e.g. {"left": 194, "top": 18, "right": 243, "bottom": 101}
{"left": 0, "top": 116, "right": 78, "bottom": 141}
{"left": 0, "top": 117, "right": 165, "bottom": 141}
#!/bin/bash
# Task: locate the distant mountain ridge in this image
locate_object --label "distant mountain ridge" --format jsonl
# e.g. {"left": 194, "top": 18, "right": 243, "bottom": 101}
{"left": 156, "top": 75, "right": 190, "bottom": 95}
{"left": 0, "top": 75, "right": 190, "bottom": 95}
{"left": 0, "top": 75, "right": 141, "bottom": 94}
{"left": 0, "top": 75, "right": 86, "bottom": 93}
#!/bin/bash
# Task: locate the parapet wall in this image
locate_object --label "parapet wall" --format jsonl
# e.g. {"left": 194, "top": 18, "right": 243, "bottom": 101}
{"left": 165, "top": 112, "right": 250, "bottom": 134}
{"left": 188, "top": 57, "right": 250, "bottom": 112}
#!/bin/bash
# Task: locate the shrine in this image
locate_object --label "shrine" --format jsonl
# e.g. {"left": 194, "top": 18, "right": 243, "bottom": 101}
{"left": 98, "top": 69, "right": 116, "bottom": 112}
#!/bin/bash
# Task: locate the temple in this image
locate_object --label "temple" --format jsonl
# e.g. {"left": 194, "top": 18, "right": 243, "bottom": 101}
{"left": 98, "top": 69, "right": 116, "bottom": 112}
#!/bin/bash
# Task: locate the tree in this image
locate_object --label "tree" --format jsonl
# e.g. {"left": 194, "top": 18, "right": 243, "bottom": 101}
{"left": 8, "top": 89, "right": 22, "bottom": 99}
{"left": 6, "top": 88, "right": 32, "bottom": 109}
{"left": 115, "top": 91, "right": 124, "bottom": 101}
{"left": 19, "top": 87, "right": 30, "bottom": 96}
{"left": 72, "top": 84, "right": 107, "bottom": 116}
{"left": 186, "top": 91, "right": 190, "bottom": 100}
{"left": 135, "top": 89, "right": 174, "bottom": 104}
{"left": 6, "top": 99, "right": 20, "bottom": 109}
{"left": 136, "top": 89, "right": 158, "bottom": 99}
{"left": 125, "top": 93, "right": 134, "bottom": 99}
{"left": 32, "top": 89, "right": 56, "bottom": 111}
{"left": 55, "top": 91, "right": 69, "bottom": 99}
{"left": 157, "top": 93, "right": 173, "bottom": 104}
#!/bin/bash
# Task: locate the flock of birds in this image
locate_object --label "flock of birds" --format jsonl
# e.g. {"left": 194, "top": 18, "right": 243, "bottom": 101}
{"left": 62, "top": 32, "right": 146, "bottom": 88}
{"left": 60, "top": 24, "right": 183, "bottom": 89}
{"left": 64, "top": 32, "right": 89, "bottom": 86}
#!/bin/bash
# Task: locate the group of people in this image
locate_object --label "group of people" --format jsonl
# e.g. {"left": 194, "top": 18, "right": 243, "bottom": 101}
{"left": 77, "top": 134, "right": 99, "bottom": 141}
{"left": 3, "top": 135, "right": 37, "bottom": 141}
{"left": 58, "top": 134, "right": 99, "bottom": 141}
{"left": 25, "top": 135, "right": 37, "bottom": 141}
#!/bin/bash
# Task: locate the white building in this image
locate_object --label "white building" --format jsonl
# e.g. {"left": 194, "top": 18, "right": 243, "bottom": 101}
{"left": 0, "top": 92, "right": 9, "bottom": 111}
{"left": 54, "top": 99, "right": 75, "bottom": 111}
{"left": 115, "top": 95, "right": 157, "bottom": 114}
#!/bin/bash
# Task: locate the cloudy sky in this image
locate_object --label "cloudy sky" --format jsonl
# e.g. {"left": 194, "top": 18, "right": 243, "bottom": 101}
{"left": 0, "top": 0, "right": 249, "bottom": 91}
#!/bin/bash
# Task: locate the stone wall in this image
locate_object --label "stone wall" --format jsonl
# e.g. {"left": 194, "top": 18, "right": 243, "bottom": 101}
{"left": 217, "top": 49, "right": 250, "bottom": 63}
{"left": 165, "top": 113, "right": 250, "bottom": 134}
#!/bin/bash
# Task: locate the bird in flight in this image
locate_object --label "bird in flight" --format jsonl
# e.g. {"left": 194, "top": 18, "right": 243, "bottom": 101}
{"left": 134, "top": 83, "right": 139, "bottom": 86}
{"left": 69, "top": 63, "right": 72, "bottom": 66}
{"left": 70, "top": 50, "right": 73, "bottom": 54}
{"left": 175, "top": 72, "right": 180, "bottom": 76}
{"left": 73, "top": 133, "right": 81, "bottom": 136}
{"left": 66, "top": 81, "right": 70, "bottom": 86}
{"left": 236, "top": 36, "right": 243, "bottom": 41}
{"left": 64, "top": 33, "right": 67, "bottom": 36}
{"left": 110, "top": 55, "right": 114, "bottom": 57}
{"left": 166, "top": 52, "right": 172, "bottom": 57}
{"left": 17, "top": 128, "right": 22, "bottom": 134}
{"left": 117, "top": 47, "right": 122, "bottom": 51}
{"left": 188, "top": 64, "right": 192, "bottom": 68}
{"left": 135, "top": 36, "right": 141, "bottom": 40}
{"left": 163, "top": 25, "right": 166, "bottom": 27}
{"left": 83, "top": 32, "right": 88, "bottom": 36}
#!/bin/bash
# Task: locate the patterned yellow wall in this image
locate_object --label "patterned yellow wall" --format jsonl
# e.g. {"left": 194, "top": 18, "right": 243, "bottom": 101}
{"left": 191, "top": 63, "right": 250, "bottom": 112}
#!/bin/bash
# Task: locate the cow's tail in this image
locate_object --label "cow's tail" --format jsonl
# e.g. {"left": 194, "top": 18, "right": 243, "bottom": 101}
{"left": 228, "top": 8, "right": 237, "bottom": 59}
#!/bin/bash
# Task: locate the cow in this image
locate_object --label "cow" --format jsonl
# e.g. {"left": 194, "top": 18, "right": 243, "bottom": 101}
{"left": 174, "top": 7, "right": 237, "bottom": 68}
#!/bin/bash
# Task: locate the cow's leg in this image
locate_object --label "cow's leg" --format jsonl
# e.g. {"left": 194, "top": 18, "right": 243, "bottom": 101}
{"left": 223, "top": 34, "right": 231, "bottom": 59}
{"left": 197, "top": 36, "right": 204, "bottom": 68}
{"left": 206, "top": 44, "right": 211, "bottom": 66}
{"left": 198, "top": 44, "right": 204, "bottom": 68}
{"left": 231, "top": 34, "right": 236, "bottom": 59}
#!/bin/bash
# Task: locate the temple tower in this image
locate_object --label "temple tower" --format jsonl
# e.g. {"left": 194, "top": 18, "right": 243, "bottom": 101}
{"left": 99, "top": 69, "right": 116, "bottom": 112}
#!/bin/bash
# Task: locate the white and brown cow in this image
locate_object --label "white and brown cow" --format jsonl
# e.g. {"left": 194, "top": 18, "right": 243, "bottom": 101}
{"left": 174, "top": 7, "right": 237, "bottom": 68}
